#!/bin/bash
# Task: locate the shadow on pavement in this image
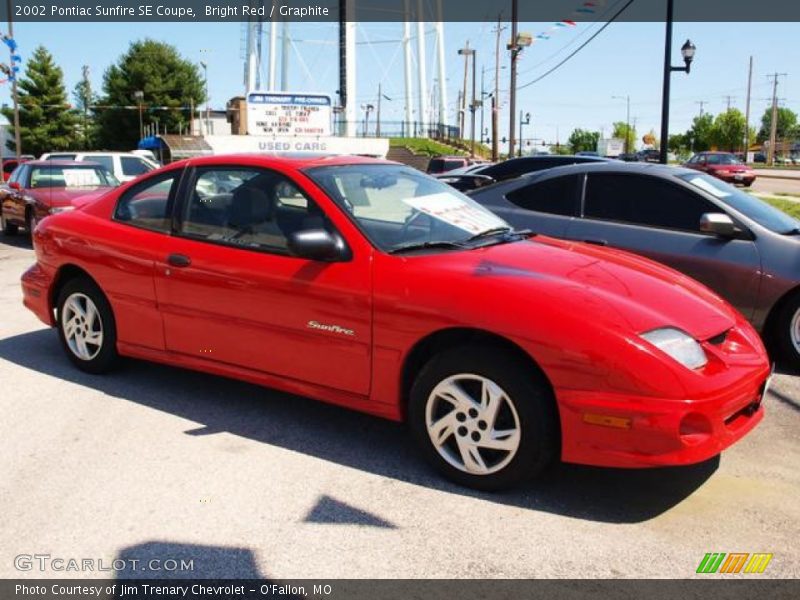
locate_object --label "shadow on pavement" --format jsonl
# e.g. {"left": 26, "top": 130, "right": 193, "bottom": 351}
{"left": 114, "top": 541, "right": 262, "bottom": 580}
{"left": 0, "top": 328, "right": 720, "bottom": 524}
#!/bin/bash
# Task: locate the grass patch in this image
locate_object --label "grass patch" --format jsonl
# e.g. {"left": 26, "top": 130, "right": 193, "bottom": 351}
{"left": 389, "top": 137, "right": 466, "bottom": 157}
{"left": 764, "top": 197, "right": 800, "bottom": 219}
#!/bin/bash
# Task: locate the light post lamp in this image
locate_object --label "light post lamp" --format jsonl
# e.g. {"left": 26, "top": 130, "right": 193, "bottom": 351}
{"left": 660, "top": 0, "right": 696, "bottom": 164}
{"left": 200, "top": 60, "right": 210, "bottom": 136}
{"left": 361, "top": 103, "right": 374, "bottom": 137}
{"left": 612, "top": 95, "right": 631, "bottom": 155}
{"left": 457, "top": 46, "right": 477, "bottom": 156}
{"left": 133, "top": 90, "right": 144, "bottom": 141}
{"left": 518, "top": 111, "right": 530, "bottom": 157}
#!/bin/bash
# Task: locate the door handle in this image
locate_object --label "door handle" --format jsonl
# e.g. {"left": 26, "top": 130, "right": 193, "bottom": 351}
{"left": 583, "top": 239, "right": 608, "bottom": 246}
{"left": 166, "top": 253, "right": 191, "bottom": 267}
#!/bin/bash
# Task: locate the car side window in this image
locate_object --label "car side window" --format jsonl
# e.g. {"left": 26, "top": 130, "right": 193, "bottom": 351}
{"left": 584, "top": 173, "right": 718, "bottom": 232}
{"left": 706, "top": 154, "right": 720, "bottom": 165}
{"left": 179, "top": 167, "right": 329, "bottom": 255}
{"left": 114, "top": 171, "right": 179, "bottom": 233}
{"left": 89, "top": 155, "right": 115, "bottom": 173}
{"left": 505, "top": 175, "right": 580, "bottom": 216}
{"left": 121, "top": 157, "right": 152, "bottom": 177}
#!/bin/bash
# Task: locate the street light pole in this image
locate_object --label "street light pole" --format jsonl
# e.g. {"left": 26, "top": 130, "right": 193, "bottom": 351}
{"left": 200, "top": 60, "right": 209, "bottom": 136}
{"left": 134, "top": 90, "right": 144, "bottom": 141}
{"left": 659, "top": 0, "right": 696, "bottom": 164}
{"left": 6, "top": 0, "right": 21, "bottom": 156}
{"left": 508, "top": 0, "right": 518, "bottom": 158}
{"left": 470, "top": 48, "right": 477, "bottom": 156}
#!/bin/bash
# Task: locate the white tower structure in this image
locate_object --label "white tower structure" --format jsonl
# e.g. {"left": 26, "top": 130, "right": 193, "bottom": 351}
{"left": 403, "top": 0, "right": 414, "bottom": 134}
{"left": 416, "top": 0, "right": 428, "bottom": 137}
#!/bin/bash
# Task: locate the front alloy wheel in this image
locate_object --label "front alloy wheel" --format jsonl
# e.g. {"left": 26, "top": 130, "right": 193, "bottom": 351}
{"left": 426, "top": 374, "right": 521, "bottom": 476}
{"left": 409, "top": 346, "right": 558, "bottom": 490}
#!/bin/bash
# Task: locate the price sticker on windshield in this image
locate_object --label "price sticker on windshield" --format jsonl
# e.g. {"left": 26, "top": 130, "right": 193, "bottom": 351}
{"left": 62, "top": 169, "right": 102, "bottom": 187}
{"left": 402, "top": 193, "right": 506, "bottom": 234}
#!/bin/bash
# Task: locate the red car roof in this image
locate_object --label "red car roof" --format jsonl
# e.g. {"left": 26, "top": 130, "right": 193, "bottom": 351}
{"left": 182, "top": 153, "right": 397, "bottom": 170}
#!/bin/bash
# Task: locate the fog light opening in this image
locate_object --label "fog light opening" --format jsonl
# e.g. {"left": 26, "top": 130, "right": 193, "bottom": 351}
{"left": 679, "top": 412, "right": 712, "bottom": 446}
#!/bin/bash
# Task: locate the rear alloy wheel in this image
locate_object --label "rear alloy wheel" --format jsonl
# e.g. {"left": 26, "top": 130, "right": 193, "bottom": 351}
{"left": 0, "top": 211, "right": 18, "bottom": 235}
{"left": 57, "top": 277, "right": 119, "bottom": 374}
{"left": 409, "top": 346, "right": 558, "bottom": 490}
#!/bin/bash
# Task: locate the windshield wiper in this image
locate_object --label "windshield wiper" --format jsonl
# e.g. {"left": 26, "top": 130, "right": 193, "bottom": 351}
{"left": 466, "top": 227, "right": 534, "bottom": 243}
{"left": 388, "top": 240, "right": 468, "bottom": 254}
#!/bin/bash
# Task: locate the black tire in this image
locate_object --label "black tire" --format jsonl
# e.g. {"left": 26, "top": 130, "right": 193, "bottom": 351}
{"left": 773, "top": 292, "right": 800, "bottom": 369}
{"left": 25, "top": 208, "right": 34, "bottom": 235}
{"left": 1, "top": 211, "right": 18, "bottom": 235}
{"left": 56, "top": 276, "right": 120, "bottom": 374}
{"left": 408, "top": 345, "right": 559, "bottom": 491}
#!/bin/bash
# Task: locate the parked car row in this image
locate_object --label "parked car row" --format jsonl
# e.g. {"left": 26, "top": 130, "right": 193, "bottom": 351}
{"left": 15, "top": 153, "right": 775, "bottom": 491}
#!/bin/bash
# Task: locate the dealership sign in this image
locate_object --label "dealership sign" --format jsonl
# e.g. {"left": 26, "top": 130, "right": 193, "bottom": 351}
{"left": 204, "top": 135, "right": 389, "bottom": 158}
{"left": 246, "top": 92, "right": 332, "bottom": 136}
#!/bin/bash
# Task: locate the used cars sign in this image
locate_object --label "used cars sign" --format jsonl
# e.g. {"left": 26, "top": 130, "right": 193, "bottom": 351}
{"left": 246, "top": 91, "right": 332, "bottom": 137}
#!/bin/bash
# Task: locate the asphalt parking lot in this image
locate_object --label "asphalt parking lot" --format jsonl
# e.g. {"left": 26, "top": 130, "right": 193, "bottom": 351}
{"left": 1, "top": 235, "right": 798, "bottom": 579}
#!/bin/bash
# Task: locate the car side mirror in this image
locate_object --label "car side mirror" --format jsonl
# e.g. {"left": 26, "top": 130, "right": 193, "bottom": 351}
{"left": 288, "top": 229, "right": 350, "bottom": 262}
{"left": 9, "top": 181, "right": 20, "bottom": 190}
{"left": 700, "top": 213, "right": 738, "bottom": 238}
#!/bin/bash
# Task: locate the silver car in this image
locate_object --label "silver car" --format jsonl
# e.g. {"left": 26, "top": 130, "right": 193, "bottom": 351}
{"left": 470, "top": 162, "right": 800, "bottom": 365}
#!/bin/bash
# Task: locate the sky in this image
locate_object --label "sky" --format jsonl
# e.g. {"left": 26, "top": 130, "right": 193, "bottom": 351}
{"left": 1, "top": 19, "right": 798, "bottom": 150}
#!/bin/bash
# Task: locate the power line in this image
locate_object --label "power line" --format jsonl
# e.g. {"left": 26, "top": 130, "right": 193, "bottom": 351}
{"left": 517, "top": 0, "right": 637, "bottom": 91}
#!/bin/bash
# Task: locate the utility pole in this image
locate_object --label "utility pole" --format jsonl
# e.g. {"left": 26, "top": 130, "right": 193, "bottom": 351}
{"left": 744, "top": 56, "right": 753, "bottom": 158}
{"left": 766, "top": 72, "right": 788, "bottom": 165}
{"left": 480, "top": 65, "right": 486, "bottom": 147}
{"left": 508, "top": 0, "right": 519, "bottom": 157}
{"left": 470, "top": 49, "right": 476, "bottom": 156}
{"left": 722, "top": 95, "right": 735, "bottom": 111}
{"left": 613, "top": 95, "right": 631, "bottom": 154}
{"left": 696, "top": 100, "right": 708, "bottom": 116}
{"left": 80, "top": 65, "right": 90, "bottom": 148}
{"left": 6, "top": 0, "right": 21, "bottom": 156}
{"left": 376, "top": 83, "right": 382, "bottom": 138}
{"left": 492, "top": 16, "right": 504, "bottom": 161}
{"left": 459, "top": 41, "right": 470, "bottom": 138}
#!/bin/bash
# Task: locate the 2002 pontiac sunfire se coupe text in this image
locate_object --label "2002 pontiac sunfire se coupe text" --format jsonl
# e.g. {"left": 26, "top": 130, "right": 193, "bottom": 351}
{"left": 20, "top": 154, "right": 771, "bottom": 489}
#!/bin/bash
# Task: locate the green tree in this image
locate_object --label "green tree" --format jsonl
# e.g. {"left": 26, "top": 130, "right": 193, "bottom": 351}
{"left": 97, "top": 39, "right": 205, "bottom": 149}
{"left": 611, "top": 121, "right": 636, "bottom": 154}
{"left": 711, "top": 108, "right": 747, "bottom": 152}
{"left": 73, "top": 66, "right": 100, "bottom": 150}
{"left": 687, "top": 113, "right": 715, "bottom": 152}
{"left": 567, "top": 128, "right": 600, "bottom": 153}
{"left": 1, "top": 45, "right": 79, "bottom": 155}
{"left": 757, "top": 106, "right": 798, "bottom": 142}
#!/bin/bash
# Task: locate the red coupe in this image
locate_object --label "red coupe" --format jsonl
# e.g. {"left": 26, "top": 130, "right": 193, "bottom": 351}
{"left": 684, "top": 152, "right": 757, "bottom": 186}
{"left": 20, "top": 155, "right": 770, "bottom": 489}
{"left": 1, "top": 160, "right": 119, "bottom": 235}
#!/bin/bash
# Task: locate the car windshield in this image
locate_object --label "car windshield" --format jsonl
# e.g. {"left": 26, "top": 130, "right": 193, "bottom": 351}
{"left": 29, "top": 165, "right": 118, "bottom": 188}
{"left": 707, "top": 154, "right": 743, "bottom": 165}
{"left": 304, "top": 164, "right": 513, "bottom": 253}
{"left": 679, "top": 173, "right": 800, "bottom": 234}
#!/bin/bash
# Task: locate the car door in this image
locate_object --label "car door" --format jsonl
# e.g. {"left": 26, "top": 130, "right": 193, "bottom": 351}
{"left": 153, "top": 164, "right": 372, "bottom": 396}
{"left": 482, "top": 174, "right": 581, "bottom": 238}
{"left": 563, "top": 172, "right": 761, "bottom": 319}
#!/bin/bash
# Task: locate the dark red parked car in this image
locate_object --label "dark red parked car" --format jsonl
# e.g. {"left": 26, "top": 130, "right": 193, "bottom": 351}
{"left": 19, "top": 154, "right": 770, "bottom": 489}
{"left": 684, "top": 152, "right": 756, "bottom": 186}
{"left": 0, "top": 160, "right": 118, "bottom": 235}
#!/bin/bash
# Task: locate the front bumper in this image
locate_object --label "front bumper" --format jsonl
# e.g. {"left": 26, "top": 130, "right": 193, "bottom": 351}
{"left": 21, "top": 262, "right": 55, "bottom": 326}
{"left": 558, "top": 364, "right": 769, "bottom": 468}
{"left": 714, "top": 172, "right": 756, "bottom": 185}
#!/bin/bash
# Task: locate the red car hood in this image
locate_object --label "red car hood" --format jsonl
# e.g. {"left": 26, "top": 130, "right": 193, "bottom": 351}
{"left": 405, "top": 235, "right": 737, "bottom": 341}
{"left": 31, "top": 187, "right": 111, "bottom": 208}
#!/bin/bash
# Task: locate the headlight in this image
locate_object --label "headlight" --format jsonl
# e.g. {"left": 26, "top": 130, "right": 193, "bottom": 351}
{"left": 640, "top": 327, "right": 707, "bottom": 370}
{"left": 48, "top": 206, "right": 75, "bottom": 215}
